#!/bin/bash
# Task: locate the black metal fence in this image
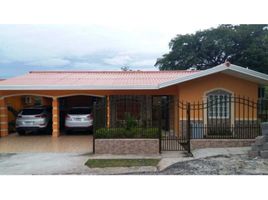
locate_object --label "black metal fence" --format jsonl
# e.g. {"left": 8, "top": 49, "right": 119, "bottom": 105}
{"left": 179, "top": 96, "right": 268, "bottom": 140}
{"left": 92, "top": 95, "right": 268, "bottom": 153}
{"left": 93, "top": 95, "right": 162, "bottom": 140}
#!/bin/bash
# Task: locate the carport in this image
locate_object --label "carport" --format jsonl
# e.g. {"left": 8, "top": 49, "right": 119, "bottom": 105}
{"left": 5, "top": 94, "right": 53, "bottom": 135}
{"left": 58, "top": 95, "right": 103, "bottom": 133}
{"left": 0, "top": 92, "right": 106, "bottom": 137}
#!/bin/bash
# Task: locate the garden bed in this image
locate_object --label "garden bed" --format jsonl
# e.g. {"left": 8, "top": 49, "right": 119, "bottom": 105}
{"left": 85, "top": 159, "right": 160, "bottom": 168}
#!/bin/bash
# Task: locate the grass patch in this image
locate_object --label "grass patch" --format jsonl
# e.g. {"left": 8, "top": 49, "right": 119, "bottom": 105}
{"left": 85, "top": 159, "right": 160, "bottom": 168}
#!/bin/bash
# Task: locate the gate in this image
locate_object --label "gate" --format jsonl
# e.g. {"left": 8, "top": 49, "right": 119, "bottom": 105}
{"left": 160, "top": 100, "right": 191, "bottom": 152}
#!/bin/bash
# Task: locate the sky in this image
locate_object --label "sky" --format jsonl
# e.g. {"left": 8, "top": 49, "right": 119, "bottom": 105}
{"left": 0, "top": 0, "right": 267, "bottom": 78}
{"left": 0, "top": 24, "right": 218, "bottom": 78}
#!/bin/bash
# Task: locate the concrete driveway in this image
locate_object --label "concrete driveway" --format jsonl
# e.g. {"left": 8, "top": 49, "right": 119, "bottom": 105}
{"left": 0, "top": 153, "right": 92, "bottom": 175}
{"left": 0, "top": 134, "right": 93, "bottom": 153}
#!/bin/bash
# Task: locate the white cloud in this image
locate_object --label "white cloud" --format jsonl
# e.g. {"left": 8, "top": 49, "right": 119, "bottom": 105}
{"left": 131, "top": 59, "right": 156, "bottom": 67}
{"left": 103, "top": 55, "right": 132, "bottom": 66}
{"left": 72, "top": 62, "right": 94, "bottom": 68}
{"left": 27, "top": 58, "right": 71, "bottom": 67}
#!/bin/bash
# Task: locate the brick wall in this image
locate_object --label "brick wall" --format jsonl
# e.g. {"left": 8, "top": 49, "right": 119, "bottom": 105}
{"left": 95, "top": 139, "right": 159, "bottom": 154}
{"left": 190, "top": 139, "right": 255, "bottom": 150}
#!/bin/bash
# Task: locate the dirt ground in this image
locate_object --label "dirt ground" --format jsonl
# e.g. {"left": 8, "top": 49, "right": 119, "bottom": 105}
{"left": 131, "top": 154, "right": 268, "bottom": 175}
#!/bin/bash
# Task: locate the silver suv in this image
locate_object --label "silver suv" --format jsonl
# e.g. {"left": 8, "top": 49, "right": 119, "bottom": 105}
{"left": 65, "top": 107, "right": 93, "bottom": 134}
{"left": 16, "top": 106, "right": 52, "bottom": 135}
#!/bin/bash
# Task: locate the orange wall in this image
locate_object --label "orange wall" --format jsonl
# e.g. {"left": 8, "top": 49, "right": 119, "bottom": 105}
{"left": 178, "top": 73, "right": 258, "bottom": 102}
{"left": 176, "top": 73, "right": 259, "bottom": 124}
{"left": 6, "top": 96, "right": 23, "bottom": 122}
{"left": 0, "top": 85, "right": 178, "bottom": 98}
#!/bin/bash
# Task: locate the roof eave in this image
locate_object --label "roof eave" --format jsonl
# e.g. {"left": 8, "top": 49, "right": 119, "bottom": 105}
{"left": 159, "top": 64, "right": 268, "bottom": 88}
{"left": 0, "top": 85, "right": 159, "bottom": 91}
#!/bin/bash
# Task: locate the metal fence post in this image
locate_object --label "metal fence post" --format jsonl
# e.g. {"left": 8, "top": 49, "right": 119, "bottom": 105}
{"left": 186, "top": 102, "right": 191, "bottom": 153}
{"left": 158, "top": 103, "right": 162, "bottom": 154}
{"left": 92, "top": 102, "right": 97, "bottom": 154}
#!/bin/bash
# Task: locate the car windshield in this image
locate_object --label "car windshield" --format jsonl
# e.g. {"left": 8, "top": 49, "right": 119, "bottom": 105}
{"left": 68, "top": 108, "right": 91, "bottom": 115}
{"left": 21, "top": 109, "right": 44, "bottom": 115}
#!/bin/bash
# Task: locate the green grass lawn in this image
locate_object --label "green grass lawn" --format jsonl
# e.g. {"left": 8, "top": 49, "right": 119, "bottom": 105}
{"left": 85, "top": 159, "right": 160, "bottom": 168}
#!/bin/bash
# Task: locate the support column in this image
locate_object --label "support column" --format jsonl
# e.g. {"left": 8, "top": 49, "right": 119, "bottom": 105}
{"left": 0, "top": 98, "right": 8, "bottom": 137}
{"left": 174, "top": 95, "right": 179, "bottom": 136}
{"left": 106, "top": 95, "right": 110, "bottom": 128}
{"left": 52, "top": 97, "right": 60, "bottom": 137}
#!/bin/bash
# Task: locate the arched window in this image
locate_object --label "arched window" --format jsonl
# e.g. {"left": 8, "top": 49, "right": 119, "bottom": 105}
{"left": 207, "top": 89, "right": 231, "bottom": 118}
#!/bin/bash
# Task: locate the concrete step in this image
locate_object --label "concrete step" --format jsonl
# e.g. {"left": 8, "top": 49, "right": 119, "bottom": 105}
{"left": 260, "top": 150, "right": 268, "bottom": 158}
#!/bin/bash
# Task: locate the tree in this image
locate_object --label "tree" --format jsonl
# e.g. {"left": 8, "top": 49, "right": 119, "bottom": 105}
{"left": 155, "top": 24, "right": 268, "bottom": 73}
{"left": 121, "top": 65, "right": 131, "bottom": 71}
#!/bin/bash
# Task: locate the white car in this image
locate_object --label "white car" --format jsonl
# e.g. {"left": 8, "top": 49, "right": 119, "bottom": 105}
{"left": 65, "top": 107, "right": 93, "bottom": 134}
{"left": 16, "top": 106, "right": 52, "bottom": 135}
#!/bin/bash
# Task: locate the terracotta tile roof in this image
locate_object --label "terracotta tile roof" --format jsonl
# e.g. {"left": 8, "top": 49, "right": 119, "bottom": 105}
{"left": 0, "top": 70, "right": 198, "bottom": 89}
{"left": 1, "top": 64, "right": 268, "bottom": 90}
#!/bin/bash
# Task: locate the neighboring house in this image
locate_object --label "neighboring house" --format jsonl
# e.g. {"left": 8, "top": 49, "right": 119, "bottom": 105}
{"left": 0, "top": 62, "right": 268, "bottom": 151}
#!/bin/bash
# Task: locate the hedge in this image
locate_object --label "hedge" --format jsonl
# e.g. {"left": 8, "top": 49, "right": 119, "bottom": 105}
{"left": 95, "top": 127, "right": 159, "bottom": 139}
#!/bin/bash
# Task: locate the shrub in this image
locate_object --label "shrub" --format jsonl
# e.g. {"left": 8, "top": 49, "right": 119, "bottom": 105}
{"left": 95, "top": 127, "right": 159, "bottom": 139}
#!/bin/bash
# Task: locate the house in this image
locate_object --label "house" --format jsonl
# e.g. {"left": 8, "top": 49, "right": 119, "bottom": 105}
{"left": 0, "top": 62, "right": 268, "bottom": 151}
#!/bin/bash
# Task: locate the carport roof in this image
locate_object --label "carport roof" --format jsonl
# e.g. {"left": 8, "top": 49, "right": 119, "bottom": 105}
{"left": 0, "top": 63, "right": 268, "bottom": 90}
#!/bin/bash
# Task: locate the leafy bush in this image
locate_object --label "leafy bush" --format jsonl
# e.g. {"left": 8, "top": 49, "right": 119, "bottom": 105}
{"left": 95, "top": 113, "right": 159, "bottom": 139}
{"left": 123, "top": 113, "right": 138, "bottom": 130}
{"left": 95, "top": 127, "right": 159, "bottom": 139}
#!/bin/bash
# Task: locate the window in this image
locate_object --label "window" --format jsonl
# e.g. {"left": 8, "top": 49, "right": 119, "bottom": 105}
{"left": 23, "top": 96, "right": 32, "bottom": 105}
{"left": 258, "top": 86, "right": 265, "bottom": 99}
{"left": 207, "top": 90, "right": 231, "bottom": 118}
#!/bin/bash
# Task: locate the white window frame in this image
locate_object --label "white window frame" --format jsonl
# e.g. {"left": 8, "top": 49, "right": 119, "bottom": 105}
{"left": 23, "top": 96, "right": 32, "bottom": 105}
{"left": 207, "top": 90, "right": 231, "bottom": 119}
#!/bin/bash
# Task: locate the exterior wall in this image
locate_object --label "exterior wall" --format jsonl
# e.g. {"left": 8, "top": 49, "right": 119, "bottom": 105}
{"left": 95, "top": 139, "right": 159, "bottom": 154}
{"left": 190, "top": 139, "right": 255, "bottom": 150}
{"left": 0, "top": 85, "right": 179, "bottom": 98}
{"left": 178, "top": 73, "right": 258, "bottom": 103}
{"left": 6, "top": 96, "right": 23, "bottom": 123}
